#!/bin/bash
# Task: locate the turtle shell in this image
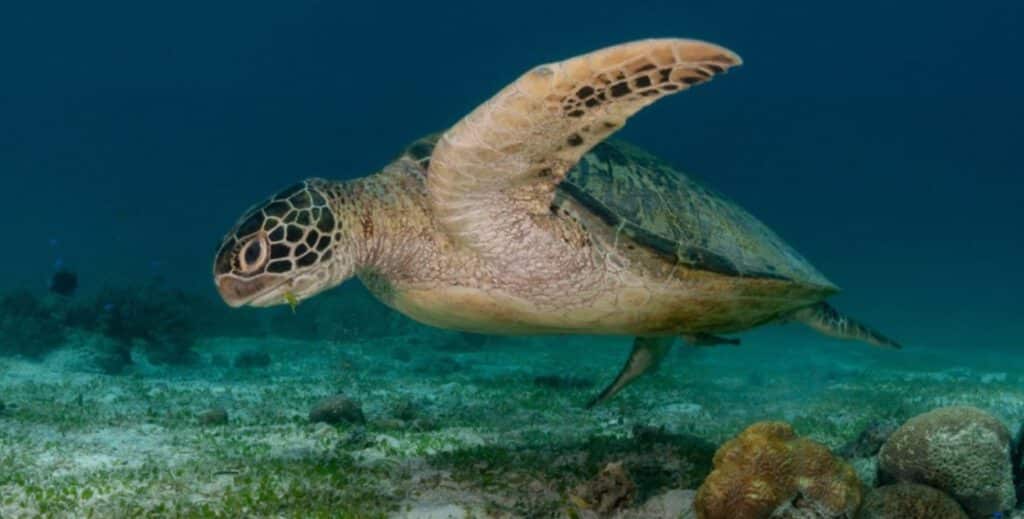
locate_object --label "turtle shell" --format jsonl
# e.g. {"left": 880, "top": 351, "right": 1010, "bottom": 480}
{"left": 559, "top": 140, "right": 835, "bottom": 289}
{"left": 401, "top": 134, "right": 835, "bottom": 290}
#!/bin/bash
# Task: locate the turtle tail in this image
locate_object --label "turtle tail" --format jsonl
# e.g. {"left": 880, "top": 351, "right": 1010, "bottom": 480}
{"left": 793, "top": 302, "right": 901, "bottom": 349}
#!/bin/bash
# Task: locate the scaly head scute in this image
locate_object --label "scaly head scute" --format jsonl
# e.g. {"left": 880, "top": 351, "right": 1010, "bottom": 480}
{"left": 213, "top": 178, "right": 353, "bottom": 308}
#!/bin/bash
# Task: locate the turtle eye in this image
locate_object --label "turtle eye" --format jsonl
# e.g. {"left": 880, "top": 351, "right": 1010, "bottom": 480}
{"left": 238, "top": 235, "right": 269, "bottom": 273}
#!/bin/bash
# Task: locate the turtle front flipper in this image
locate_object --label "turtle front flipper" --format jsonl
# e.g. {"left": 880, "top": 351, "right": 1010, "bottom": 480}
{"left": 586, "top": 336, "right": 675, "bottom": 408}
{"left": 793, "top": 302, "right": 902, "bottom": 349}
{"left": 427, "top": 39, "right": 741, "bottom": 259}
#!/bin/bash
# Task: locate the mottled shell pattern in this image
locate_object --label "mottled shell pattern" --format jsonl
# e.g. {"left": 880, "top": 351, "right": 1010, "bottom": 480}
{"left": 404, "top": 135, "right": 834, "bottom": 290}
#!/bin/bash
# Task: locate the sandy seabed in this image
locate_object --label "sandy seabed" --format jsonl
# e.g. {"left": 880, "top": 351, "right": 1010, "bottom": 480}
{"left": 1, "top": 326, "right": 1022, "bottom": 518}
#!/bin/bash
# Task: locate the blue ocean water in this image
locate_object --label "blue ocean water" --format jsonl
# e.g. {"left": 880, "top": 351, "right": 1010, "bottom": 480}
{"left": 2, "top": 1, "right": 1021, "bottom": 349}
{"left": 0, "top": 1, "right": 1022, "bottom": 516}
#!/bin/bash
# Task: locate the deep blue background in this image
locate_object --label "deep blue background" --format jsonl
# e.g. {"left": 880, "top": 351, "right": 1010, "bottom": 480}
{"left": 1, "top": 1, "right": 1021, "bottom": 349}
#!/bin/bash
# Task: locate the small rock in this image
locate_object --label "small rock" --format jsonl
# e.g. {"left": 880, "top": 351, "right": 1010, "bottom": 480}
{"left": 569, "top": 461, "right": 637, "bottom": 516}
{"left": 233, "top": 350, "right": 271, "bottom": 368}
{"left": 309, "top": 394, "right": 365, "bottom": 425}
{"left": 198, "top": 407, "right": 228, "bottom": 426}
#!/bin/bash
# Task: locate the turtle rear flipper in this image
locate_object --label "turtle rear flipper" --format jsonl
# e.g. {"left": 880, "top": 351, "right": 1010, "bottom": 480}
{"left": 586, "top": 336, "right": 674, "bottom": 408}
{"left": 794, "top": 302, "right": 901, "bottom": 349}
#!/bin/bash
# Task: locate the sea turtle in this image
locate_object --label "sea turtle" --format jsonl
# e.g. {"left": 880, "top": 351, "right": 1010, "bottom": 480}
{"left": 213, "top": 39, "right": 899, "bottom": 406}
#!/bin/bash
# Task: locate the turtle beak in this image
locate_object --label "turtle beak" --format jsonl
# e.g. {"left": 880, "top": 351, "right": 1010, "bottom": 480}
{"left": 216, "top": 275, "right": 287, "bottom": 308}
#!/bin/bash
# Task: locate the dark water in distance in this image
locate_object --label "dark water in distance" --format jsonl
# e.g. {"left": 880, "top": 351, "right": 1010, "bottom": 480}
{"left": 1, "top": 0, "right": 1021, "bottom": 349}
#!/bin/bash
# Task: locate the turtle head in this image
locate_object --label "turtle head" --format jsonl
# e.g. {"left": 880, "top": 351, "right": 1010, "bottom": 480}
{"left": 213, "top": 179, "right": 353, "bottom": 308}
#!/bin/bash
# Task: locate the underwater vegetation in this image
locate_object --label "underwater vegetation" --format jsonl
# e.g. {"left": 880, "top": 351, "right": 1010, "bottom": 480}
{"left": 89, "top": 282, "right": 200, "bottom": 366}
{"left": 2, "top": 322, "right": 1024, "bottom": 516}
{"left": 50, "top": 281, "right": 205, "bottom": 371}
{"left": 0, "top": 284, "right": 202, "bottom": 372}
{"left": 0, "top": 283, "right": 1020, "bottom": 517}
{"left": 0, "top": 290, "right": 67, "bottom": 359}
{"left": 0, "top": 280, "right": 413, "bottom": 374}
{"left": 1, "top": 279, "right": 1022, "bottom": 518}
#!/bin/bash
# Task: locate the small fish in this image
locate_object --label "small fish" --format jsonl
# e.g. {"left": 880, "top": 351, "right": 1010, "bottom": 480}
{"left": 283, "top": 291, "right": 299, "bottom": 314}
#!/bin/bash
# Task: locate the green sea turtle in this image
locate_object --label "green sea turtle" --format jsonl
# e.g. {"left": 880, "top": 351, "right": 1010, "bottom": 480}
{"left": 213, "top": 39, "right": 899, "bottom": 406}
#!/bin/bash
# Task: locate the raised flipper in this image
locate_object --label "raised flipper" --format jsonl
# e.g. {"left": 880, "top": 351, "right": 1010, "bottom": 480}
{"left": 586, "top": 336, "right": 675, "bottom": 408}
{"left": 793, "top": 302, "right": 901, "bottom": 349}
{"left": 682, "top": 333, "right": 741, "bottom": 347}
{"left": 427, "top": 39, "right": 741, "bottom": 257}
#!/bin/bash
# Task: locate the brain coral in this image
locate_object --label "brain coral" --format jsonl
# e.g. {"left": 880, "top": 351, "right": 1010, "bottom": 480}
{"left": 694, "top": 421, "right": 861, "bottom": 519}
{"left": 877, "top": 406, "right": 1015, "bottom": 518}
{"left": 857, "top": 483, "right": 967, "bottom": 519}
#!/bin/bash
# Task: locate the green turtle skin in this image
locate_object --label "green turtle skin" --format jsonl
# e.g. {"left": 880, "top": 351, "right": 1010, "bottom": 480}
{"left": 213, "top": 39, "right": 900, "bottom": 406}
{"left": 342, "top": 136, "right": 837, "bottom": 338}
{"left": 216, "top": 138, "right": 835, "bottom": 333}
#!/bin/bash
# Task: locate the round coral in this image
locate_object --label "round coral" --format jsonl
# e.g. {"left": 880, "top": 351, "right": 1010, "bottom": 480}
{"left": 695, "top": 421, "right": 861, "bottom": 519}
{"left": 877, "top": 406, "right": 1015, "bottom": 518}
{"left": 857, "top": 483, "right": 967, "bottom": 519}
